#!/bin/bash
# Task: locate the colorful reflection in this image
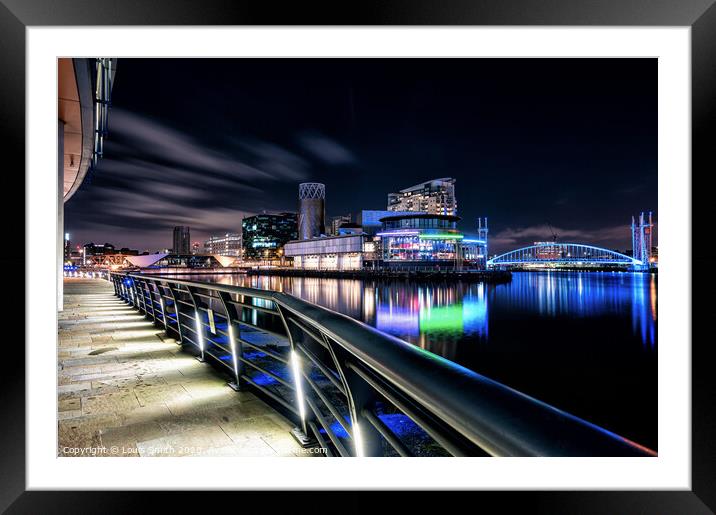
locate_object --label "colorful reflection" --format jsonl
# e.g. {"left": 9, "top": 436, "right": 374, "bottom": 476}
{"left": 195, "top": 270, "right": 656, "bottom": 352}
{"left": 190, "top": 270, "right": 657, "bottom": 448}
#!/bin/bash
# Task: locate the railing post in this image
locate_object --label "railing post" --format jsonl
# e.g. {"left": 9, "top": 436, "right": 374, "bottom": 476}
{"left": 142, "top": 279, "right": 157, "bottom": 323}
{"left": 218, "top": 291, "right": 244, "bottom": 391}
{"left": 156, "top": 283, "right": 168, "bottom": 330}
{"left": 166, "top": 283, "right": 184, "bottom": 345}
{"left": 275, "top": 301, "right": 316, "bottom": 448}
{"left": 322, "top": 338, "right": 384, "bottom": 457}
{"left": 128, "top": 277, "right": 138, "bottom": 308}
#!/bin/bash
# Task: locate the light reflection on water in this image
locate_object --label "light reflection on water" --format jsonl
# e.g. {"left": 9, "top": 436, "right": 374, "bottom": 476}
{"left": 190, "top": 270, "right": 656, "bottom": 353}
{"left": 186, "top": 270, "right": 657, "bottom": 448}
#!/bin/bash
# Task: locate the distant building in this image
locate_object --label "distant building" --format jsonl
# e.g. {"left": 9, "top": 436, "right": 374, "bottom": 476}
{"left": 204, "top": 233, "right": 242, "bottom": 257}
{"left": 533, "top": 242, "right": 562, "bottom": 260}
{"left": 355, "top": 209, "right": 426, "bottom": 236}
{"left": 329, "top": 214, "right": 352, "bottom": 236}
{"left": 191, "top": 242, "right": 200, "bottom": 255}
{"left": 299, "top": 183, "right": 326, "bottom": 240}
{"left": 81, "top": 243, "right": 139, "bottom": 267}
{"left": 387, "top": 178, "right": 457, "bottom": 216}
{"left": 122, "top": 253, "right": 229, "bottom": 269}
{"left": 64, "top": 233, "right": 72, "bottom": 261}
{"left": 378, "top": 213, "right": 463, "bottom": 269}
{"left": 83, "top": 242, "right": 116, "bottom": 257}
{"left": 284, "top": 234, "right": 369, "bottom": 270}
{"left": 242, "top": 213, "right": 298, "bottom": 261}
{"left": 173, "top": 226, "right": 191, "bottom": 254}
{"left": 336, "top": 222, "right": 363, "bottom": 236}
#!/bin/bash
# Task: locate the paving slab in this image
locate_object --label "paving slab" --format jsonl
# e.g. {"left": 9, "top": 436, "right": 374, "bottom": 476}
{"left": 58, "top": 278, "right": 304, "bottom": 458}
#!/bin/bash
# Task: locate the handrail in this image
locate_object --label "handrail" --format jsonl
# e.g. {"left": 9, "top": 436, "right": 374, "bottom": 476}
{"left": 110, "top": 271, "right": 655, "bottom": 457}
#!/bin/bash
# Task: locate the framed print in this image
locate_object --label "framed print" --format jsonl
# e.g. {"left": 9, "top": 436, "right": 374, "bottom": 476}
{"left": 2, "top": 0, "right": 714, "bottom": 512}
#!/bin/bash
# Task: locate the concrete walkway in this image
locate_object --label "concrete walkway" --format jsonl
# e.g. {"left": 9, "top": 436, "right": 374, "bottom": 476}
{"left": 58, "top": 278, "right": 306, "bottom": 457}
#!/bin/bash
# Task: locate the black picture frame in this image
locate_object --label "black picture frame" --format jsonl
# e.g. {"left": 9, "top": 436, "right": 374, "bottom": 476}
{"left": 2, "top": 1, "right": 713, "bottom": 512}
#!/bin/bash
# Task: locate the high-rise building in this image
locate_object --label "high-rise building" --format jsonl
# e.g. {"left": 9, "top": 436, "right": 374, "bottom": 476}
{"left": 631, "top": 211, "right": 654, "bottom": 265}
{"left": 64, "top": 233, "right": 71, "bottom": 262}
{"left": 387, "top": 178, "right": 457, "bottom": 216}
{"left": 298, "top": 183, "right": 325, "bottom": 240}
{"left": 242, "top": 213, "right": 298, "bottom": 260}
{"left": 204, "top": 233, "right": 242, "bottom": 257}
{"left": 172, "top": 226, "right": 191, "bottom": 254}
{"left": 83, "top": 242, "right": 116, "bottom": 256}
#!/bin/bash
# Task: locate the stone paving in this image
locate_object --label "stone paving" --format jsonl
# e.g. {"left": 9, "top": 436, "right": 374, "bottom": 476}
{"left": 58, "top": 278, "right": 306, "bottom": 457}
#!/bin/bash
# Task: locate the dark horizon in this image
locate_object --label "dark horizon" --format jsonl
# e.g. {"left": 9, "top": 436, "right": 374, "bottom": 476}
{"left": 64, "top": 58, "right": 657, "bottom": 254}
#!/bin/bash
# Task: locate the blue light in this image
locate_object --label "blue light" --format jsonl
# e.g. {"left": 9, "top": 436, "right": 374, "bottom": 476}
{"left": 250, "top": 373, "right": 278, "bottom": 386}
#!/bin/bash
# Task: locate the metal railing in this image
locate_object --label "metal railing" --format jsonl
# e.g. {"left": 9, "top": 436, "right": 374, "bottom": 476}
{"left": 109, "top": 272, "right": 655, "bottom": 457}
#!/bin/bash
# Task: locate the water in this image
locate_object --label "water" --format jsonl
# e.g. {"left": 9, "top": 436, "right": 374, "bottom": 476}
{"left": 186, "top": 270, "right": 657, "bottom": 450}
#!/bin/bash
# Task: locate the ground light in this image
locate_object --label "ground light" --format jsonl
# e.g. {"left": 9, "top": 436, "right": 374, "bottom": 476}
{"left": 159, "top": 298, "right": 167, "bottom": 328}
{"left": 290, "top": 350, "right": 306, "bottom": 422}
{"left": 227, "top": 324, "right": 241, "bottom": 391}
{"left": 352, "top": 421, "right": 365, "bottom": 457}
{"left": 194, "top": 311, "right": 205, "bottom": 361}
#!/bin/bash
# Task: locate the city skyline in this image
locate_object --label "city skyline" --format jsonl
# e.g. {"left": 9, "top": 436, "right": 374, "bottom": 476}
{"left": 64, "top": 58, "right": 657, "bottom": 254}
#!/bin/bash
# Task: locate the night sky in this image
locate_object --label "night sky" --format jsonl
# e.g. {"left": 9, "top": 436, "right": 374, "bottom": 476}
{"left": 65, "top": 58, "right": 657, "bottom": 254}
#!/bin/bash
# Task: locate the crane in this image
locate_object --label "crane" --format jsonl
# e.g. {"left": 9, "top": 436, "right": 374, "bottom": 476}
{"left": 546, "top": 222, "right": 558, "bottom": 243}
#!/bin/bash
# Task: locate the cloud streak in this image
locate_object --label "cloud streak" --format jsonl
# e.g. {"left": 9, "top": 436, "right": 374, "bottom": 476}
{"left": 66, "top": 108, "right": 321, "bottom": 250}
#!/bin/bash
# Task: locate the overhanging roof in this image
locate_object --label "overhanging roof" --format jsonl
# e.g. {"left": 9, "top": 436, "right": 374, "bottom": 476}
{"left": 125, "top": 253, "right": 169, "bottom": 268}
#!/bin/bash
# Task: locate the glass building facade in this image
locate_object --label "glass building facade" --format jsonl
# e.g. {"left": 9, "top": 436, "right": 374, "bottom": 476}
{"left": 379, "top": 214, "right": 463, "bottom": 265}
{"left": 172, "top": 226, "right": 191, "bottom": 254}
{"left": 242, "top": 213, "right": 298, "bottom": 260}
{"left": 204, "top": 233, "right": 242, "bottom": 257}
{"left": 356, "top": 209, "right": 426, "bottom": 235}
{"left": 387, "top": 178, "right": 457, "bottom": 216}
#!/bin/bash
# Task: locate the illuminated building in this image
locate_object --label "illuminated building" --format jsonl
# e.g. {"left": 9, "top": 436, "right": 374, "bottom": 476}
{"left": 336, "top": 223, "right": 363, "bottom": 235}
{"left": 378, "top": 213, "right": 464, "bottom": 268}
{"left": 284, "top": 234, "right": 369, "bottom": 270}
{"left": 204, "top": 233, "right": 242, "bottom": 257}
{"left": 81, "top": 243, "right": 139, "bottom": 266}
{"left": 631, "top": 211, "right": 654, "bottom": 266}
{"left": 120, "top": 253, "right": 231, "bottom": 269}
{"left": 533, "top": 241, "right": 563, "bottom": 260}
{"left": 461, "top": 237, "right": 488, "bottom": 270}
{"left": 299, "top": 182, "right": 326, "bottom": 239}
{"left": 64, "top": 233, "right": 71, "bottom": 261}
{"left": 387, "top": 178, "right": 457, "bottom": 216}
{"left": 83, "top": 242, "right": 116, "bottom": 257}
{"left": 329, "top": 214, "right": 352, "bottom": 236}
{"left": 172, "top": 226, "right": 191, "bottom": 254}
{"left": 355, "top": 209, "right": 425, "bottom": 235}
{"left": 242, "top": 213, "right": 298, "bottom": 260}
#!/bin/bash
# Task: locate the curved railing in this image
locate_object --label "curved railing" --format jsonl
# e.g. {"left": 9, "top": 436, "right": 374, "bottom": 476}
{"left": 109, "top": 272, "right": 655, "bottom": 457}
{"left": 488, "top": 242, "right": 642, "bottom": 267}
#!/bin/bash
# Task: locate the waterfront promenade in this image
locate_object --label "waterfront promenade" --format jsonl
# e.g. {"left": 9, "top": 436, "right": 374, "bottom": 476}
{"left": 58, "top": 278, "right": 305, "bottom": 457}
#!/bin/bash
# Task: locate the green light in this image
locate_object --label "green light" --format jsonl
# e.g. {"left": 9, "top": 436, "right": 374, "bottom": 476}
{"left": 419, "top": 304, "right": 464, "bottom": 332}
{"left": 418, "top": 233, "right": 464, "bottom": 240}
